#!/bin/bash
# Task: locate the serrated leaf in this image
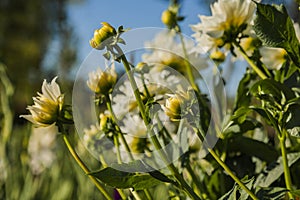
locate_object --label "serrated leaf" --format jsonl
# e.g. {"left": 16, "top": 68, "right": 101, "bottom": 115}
{"left": 254, "top": 3, "right": 300, "bottom": 67}
{"left": 255, "top": 152, "right": 300, "bottom": 187}
{"left": 89, "top": 167, "right": 161, "bottom": 190}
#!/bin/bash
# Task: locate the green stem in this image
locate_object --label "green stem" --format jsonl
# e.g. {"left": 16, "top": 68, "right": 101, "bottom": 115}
{"left": 212, "top": 148, "right": 259, "bottom": 199}
{"left": 178, "top": 32, "right": 200, "bottom": 93}
{"left": 185, "top": 164, "right": 207, "bottom": 199}
{"left": 105, "top": 95, "right": 152, "bottom": 200}
{"left": 105, "top": 95, "right": 134, "bottom": 160}
{"left": 195, "top": 129, "right": 258, "bottom": 200}
{"left": 279, "top": 130, "right": 294, "bottom": 199}
{"left": 113, "top": 135, "right": 122, "bottom": 163}
{"left": 235, "top": 43, "right": 268, "bottom": 80}
{"left": 209, "top": 149, "right": 258, "bottom": 200}
{"left": 115, "top": 45, "right": 201, "bottom": 200}
{"left": 62, "top": 134, "right": 112, "bottom": 200}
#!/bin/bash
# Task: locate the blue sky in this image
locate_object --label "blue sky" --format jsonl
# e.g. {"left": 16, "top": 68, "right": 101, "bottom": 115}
{"left": 67, "top": 0, "right": 211, "bottom": 63}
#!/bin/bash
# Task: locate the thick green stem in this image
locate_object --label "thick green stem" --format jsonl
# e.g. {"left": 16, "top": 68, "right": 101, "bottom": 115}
{"left": 209, "top": 149, "right": 258, "bottom": 200}
{"left": 279, "top": 130, "right": 294, "bottom": 199}
{"left": 235, "top": 43, "right": 268, "bottom": 80}
{"left": 62, "top": 134, "right": 112, "bottom": 200}
{"left": 195, "top": 129, "right": 258, "bottom": 200}
{"left": 114, "top": 45, "right": 201, "bottom": 200}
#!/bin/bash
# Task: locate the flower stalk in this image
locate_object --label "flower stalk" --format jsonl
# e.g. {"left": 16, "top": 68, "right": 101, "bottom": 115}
{"left": 61, "top": 131, "right": 112, "bottom": 200}
{"left": 279, "top": 129, "right": 294, "bottom": 199}
{"left": 115, "top": 44, "right": 202, "bottom": 200}
{"left": 235, "top": 42, "right": 269, "bottom": 80}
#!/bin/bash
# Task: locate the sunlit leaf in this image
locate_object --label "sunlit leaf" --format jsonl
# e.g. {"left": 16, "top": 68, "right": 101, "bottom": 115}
{"left": 254, "top": 3, "right": 300, "bottom": 67}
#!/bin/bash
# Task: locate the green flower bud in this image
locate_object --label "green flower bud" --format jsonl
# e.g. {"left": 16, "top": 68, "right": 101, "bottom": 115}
{"left": 89, "top": 22, "right": 116, "bottom": 50}
{"left": 210, "top": 50, "right": 225, "bottom": 63}
{"left": 161, "top": 9, "right": 177, "bottom": 29}
{"left": 135, "top": 62, "right": 150, "bottom": 74}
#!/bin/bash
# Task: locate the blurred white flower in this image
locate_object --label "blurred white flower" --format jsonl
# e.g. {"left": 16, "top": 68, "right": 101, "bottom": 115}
{"left": 260, "top": 23, "right": 300, "bottom": 69}
{"left": 191, "top": 0, "right": 256, "bottom": 53}
{"left": 87, "top": 63, "right": 117, "bottom": 95}
{"left": 28, "top": 124, "right": 57, "bottom": 175}
{"left": 142, "top": 30, "right": 208, "bottom": 74}
{"left": 21, "top": 77, "right": 63, "bottom": 127}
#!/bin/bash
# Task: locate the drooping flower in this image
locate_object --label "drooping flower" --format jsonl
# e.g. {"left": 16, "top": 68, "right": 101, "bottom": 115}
{"left": 191, "top": 0, "right": 257, "bottom": 53}
{"left": 21, "top": 77, "right": 64, "bottom": 127}
{"left": 87, "top": 63, "right": 117, "bottom": 95}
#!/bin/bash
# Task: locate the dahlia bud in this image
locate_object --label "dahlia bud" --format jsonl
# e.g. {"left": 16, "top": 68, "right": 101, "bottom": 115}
{"left": 210, "top": 50, "right": 225, "bottom": 63}
{"left": 161, "top": 9, "right": 177, "bottom": 29}
{"left": 89, "top": 22, "right": 116, "bottom": 50}
{"left": 135, "top": 62, "right": 150, "bottom": 74}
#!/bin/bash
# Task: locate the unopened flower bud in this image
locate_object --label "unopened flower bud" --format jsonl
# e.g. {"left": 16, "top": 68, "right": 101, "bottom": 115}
{"left": 135, "top": 62, "right": 150, "bottom": 74}
{"left": 161, "top": 9, "right": 177, "bottom": 29}
{"left": 90, "top": 22, "right": 116, "bottom": 50}
{"left": 210, "top": 50, "right": 225, "bottom": 63}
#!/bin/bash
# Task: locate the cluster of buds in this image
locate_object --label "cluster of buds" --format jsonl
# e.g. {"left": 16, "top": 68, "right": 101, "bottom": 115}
{"left": 87, "top": 64, "right": 117, "bottom": 96}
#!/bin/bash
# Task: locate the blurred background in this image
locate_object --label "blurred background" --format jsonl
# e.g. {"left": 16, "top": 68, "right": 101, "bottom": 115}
{"left": 0, "top": 0, "right": 298, "bottom": 199}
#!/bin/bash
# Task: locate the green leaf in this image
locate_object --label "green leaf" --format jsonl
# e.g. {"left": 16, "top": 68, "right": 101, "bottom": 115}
{"left": 89, "top": 167, "right": 161, "bottom": 190}
{"left": 255, "top": 152, "right": 300, "bottom": 187}
{"left": 102, "top": 51, "right": 111, "bottom": 60}
{"left": 290, "top": 189, "right": 300, "bottom": 198}
{"left": 239, "top": 176, "right": 255, "bottom": 200}
{"left": 250, "top": 79, "right": 295, "bottom": 105}
{"left": 111, "top": 160, "right": 172, "bottom": 183}
{"left": 254, "top": 3, "right": 300, "bottom": 67}
{"left": 255, "top": 187, "right": 287, "bottom": 200}
{"left": 228, "top": 136, "right": 278, "bottom": 163}
{"left": 218, "top": 176, "right": 255, "bottom": 200}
